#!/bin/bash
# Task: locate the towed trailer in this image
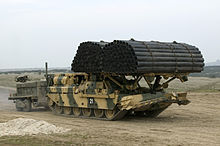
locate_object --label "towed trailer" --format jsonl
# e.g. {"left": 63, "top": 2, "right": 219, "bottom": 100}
{"left": 8, "top": 79, "right": 48, "bottom": 112}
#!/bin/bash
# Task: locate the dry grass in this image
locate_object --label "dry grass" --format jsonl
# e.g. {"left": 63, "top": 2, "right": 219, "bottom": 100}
{"left": 167, "top": 77, "right": 220, "bottom": 92}
{"left": 0, "top": 73, "right": 44, "bottom": 88}
{"left": 1, "top": 73, "right": 220, "bottom": 92}
{"left": 139, "top": 77, "right": 220, "bottom": 92}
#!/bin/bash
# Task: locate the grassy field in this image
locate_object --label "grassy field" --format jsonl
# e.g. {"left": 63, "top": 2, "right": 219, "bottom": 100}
{"left": 1, "top": 72, "right": 220, "bottom": 93}
{"left": 167, "top": 77, "right": 220, "bottom": 92}
{"left": 190, "top": 66, "right": 220, "bottom": 78}
{"left": 1, "top": 66, "right": 220, "bottom": 91}
{"left": 0, "top": 73, "right": 44, "bottom": 88}
{"left": 135, "top": 76, "right": 220, "bottom": 93}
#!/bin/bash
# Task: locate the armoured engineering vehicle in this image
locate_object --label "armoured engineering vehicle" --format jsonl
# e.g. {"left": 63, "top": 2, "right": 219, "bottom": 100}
{"left": 9, "top": 39, "right": 204, "bottom": 120}
{"left": 47, "top": 72, "right": 190, "bottom": 120}
{"left": 47, "top": 39, "right": 204, "bottom": 120}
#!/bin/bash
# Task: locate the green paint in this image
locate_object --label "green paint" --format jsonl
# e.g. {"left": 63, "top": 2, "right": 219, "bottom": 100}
{"left": 141, "top": 92, "right": 165, "bottom": 102}
{"left": 106, "top": 98, "right": 115, "bottom": 110}
{"left": 67, "top": 86, "right": 78, "bottom": 107}
{"left": 87, "top": 98, "right": 98, "bottom": 109}
{"left": 58, "top": 93, "right": 64, "bottom": 106}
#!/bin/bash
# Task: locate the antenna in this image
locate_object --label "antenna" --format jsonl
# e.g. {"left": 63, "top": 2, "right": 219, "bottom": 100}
{"left": 45, "top": 62, "right": 48, "bottom": 86}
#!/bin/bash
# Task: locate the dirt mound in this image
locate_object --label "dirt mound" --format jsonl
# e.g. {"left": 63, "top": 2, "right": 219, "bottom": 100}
{"left": 0, "top": 118, "right": 70, "bottom": 137}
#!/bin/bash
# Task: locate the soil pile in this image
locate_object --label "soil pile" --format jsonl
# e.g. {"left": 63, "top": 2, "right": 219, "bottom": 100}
{"left": 0, "top": 118, "right": 70, "bottom": 137}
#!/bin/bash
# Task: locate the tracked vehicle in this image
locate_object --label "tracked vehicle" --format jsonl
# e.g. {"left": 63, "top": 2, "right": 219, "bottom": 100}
{"left": 47, "top": 39, "right": 204, "bottom": 120}
{"left": 47, "top": 73, "right": 190, "bottom": 120}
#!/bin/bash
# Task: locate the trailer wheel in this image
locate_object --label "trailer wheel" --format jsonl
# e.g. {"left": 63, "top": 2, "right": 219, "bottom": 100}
{"left": 23, "top": 99, "right": 32, "bottom": 112}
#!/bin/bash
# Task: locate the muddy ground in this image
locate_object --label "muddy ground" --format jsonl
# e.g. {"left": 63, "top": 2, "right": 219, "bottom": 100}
{"left": 0, "top": 87, "right": 220, "bottom": 146}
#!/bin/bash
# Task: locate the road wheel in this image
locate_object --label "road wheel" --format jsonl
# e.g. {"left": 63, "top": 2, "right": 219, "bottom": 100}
{"left": 64, "top": 107, "right": 72, "bottom": 115}
{"left": 105, "top": 109, "right": 117, "bottom": 120}
{"left": 55, "top": 104, "right": 63, "bottom": 114}
{"left": 48, "top": 98, "right": 55, "bottom": 111}
{"left": 82, "top": 108, "right": 92, "bottom": 117}
{"left": 73, "top": 107, "right": 82, "bottom": 117}
{"left": 94, "top": 109, "right": 104, "bottom": 118}
{"left": 23, "top": 99, "right": 32, "bottom": 112}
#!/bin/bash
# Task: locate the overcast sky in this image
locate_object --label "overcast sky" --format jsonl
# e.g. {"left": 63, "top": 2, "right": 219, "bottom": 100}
{"left": 0, "top": 0, "right": 219, "bottom": 69}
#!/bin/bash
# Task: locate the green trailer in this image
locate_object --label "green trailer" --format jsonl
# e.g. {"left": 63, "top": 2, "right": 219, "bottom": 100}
{"left": 8, "top": 80, "right": 48, "bottom": 112}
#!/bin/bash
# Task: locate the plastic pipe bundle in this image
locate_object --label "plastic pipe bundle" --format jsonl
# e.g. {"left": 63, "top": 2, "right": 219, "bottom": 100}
{"left": 71, "top": 40, "right": 204, "bottom": 74}
{"left": 71, "top": 41, "right": 107, "bottom": 73}
{"left": 103, "top": 40, "right": 204, "bottom": 74}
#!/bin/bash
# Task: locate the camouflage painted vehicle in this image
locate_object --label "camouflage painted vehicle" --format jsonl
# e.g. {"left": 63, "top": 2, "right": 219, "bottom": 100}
{"left": 8, "top": 80, "right": 48, "bottom": 112}
{"left": 47, "top": 39, "right": 204, "bottom": 120}
{"left": 47, "top": 73, "right": 190, "bottom": 120}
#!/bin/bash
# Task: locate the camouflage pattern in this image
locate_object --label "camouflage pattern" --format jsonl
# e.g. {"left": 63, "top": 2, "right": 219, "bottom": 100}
{"left": 47, "top": 73, "right": 190, "bottom": 120}
{"left": 120, "top": 92, "right": 189, "bottom": 111}
{"left": 47, "top": 73, "right": 118, "bottom": 110}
